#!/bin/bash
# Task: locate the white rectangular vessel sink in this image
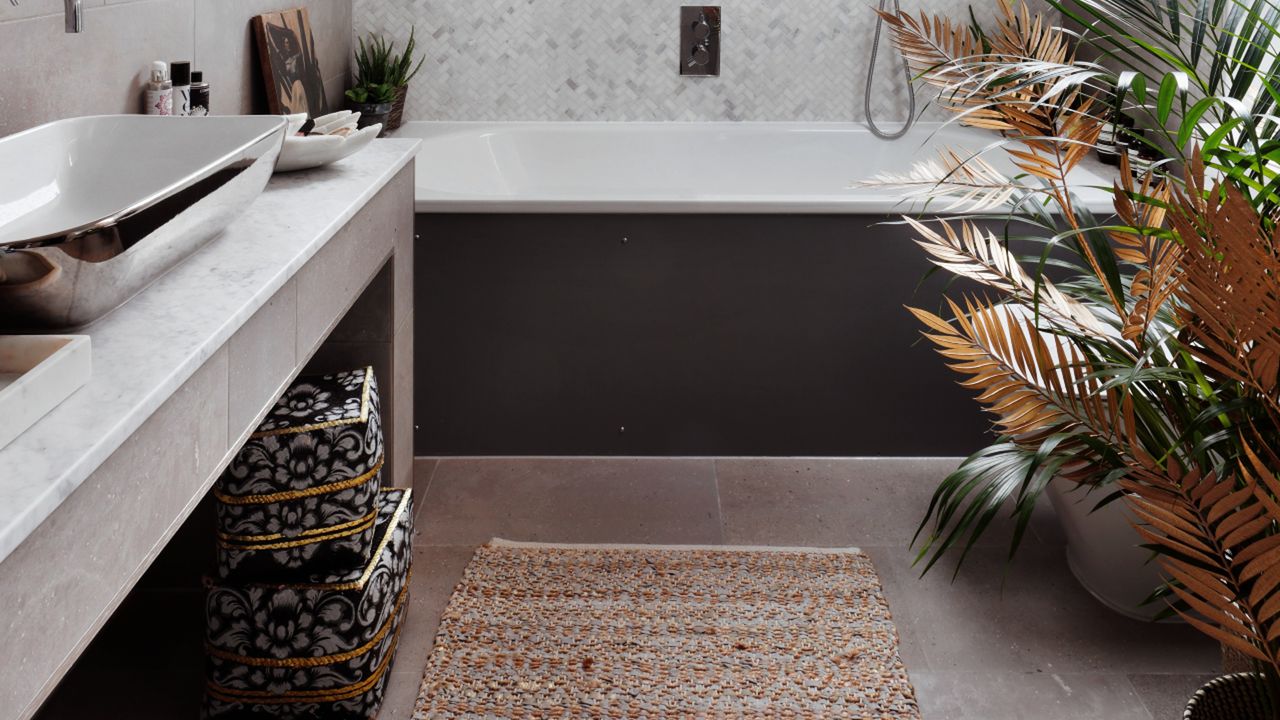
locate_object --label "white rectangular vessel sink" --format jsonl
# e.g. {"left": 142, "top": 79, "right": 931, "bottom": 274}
{"left": 0, "top": 115, "right": 287, "bottom": 329}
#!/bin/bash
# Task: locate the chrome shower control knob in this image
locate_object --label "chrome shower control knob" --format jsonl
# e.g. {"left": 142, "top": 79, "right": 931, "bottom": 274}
{"left": 679, "top": 5, "right": 720, "bottom": 77}
{"left": 690, "top": 43, "right": 712, "bottom": 66}
{"left": 691, "top": 16, "right": 712, "bottom": 41}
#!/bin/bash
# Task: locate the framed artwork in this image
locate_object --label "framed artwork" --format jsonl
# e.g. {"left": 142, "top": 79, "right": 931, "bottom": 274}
{"left": 252, "top": 7, "right": 329, "bottom": 117}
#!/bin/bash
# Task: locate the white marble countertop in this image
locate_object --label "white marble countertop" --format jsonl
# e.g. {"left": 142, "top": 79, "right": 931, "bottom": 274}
{"left": 0, "top": 138, "right": 421, "bottom": 564}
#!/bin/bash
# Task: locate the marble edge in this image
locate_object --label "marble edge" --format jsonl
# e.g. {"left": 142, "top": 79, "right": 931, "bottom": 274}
{"left": 0, "top": 138, "right": 422, "bottom": 565}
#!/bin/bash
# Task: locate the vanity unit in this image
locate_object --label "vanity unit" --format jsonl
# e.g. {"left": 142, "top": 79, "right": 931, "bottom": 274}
{"left": 0, "top": 140, "right": 420, "bottom": 720}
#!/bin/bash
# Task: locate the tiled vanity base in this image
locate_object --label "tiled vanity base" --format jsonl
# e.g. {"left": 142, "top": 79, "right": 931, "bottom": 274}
{"left": 0, "top": 152, "right": 418, "bottom": 720}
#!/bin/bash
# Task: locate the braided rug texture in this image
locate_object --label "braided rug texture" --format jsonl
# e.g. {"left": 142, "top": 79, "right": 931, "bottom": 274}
{"left": 413, "top": 540, "right": 920, "bottom": 719}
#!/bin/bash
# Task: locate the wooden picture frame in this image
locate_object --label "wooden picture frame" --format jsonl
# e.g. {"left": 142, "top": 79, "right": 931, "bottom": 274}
{"left": 252, "top": 7, "right": 329, "bottom": 117}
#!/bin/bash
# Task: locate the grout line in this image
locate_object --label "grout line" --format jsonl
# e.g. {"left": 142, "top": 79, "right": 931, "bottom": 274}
{"left": 189, "top": 0, "right": 197, "bottom": 69}
{"left": 711, "top": 458, "right": 725, "bottom": 544}
{"left": 1118, "top": 674, "right": 1159, "bottom": 720}
{"left": 413, "top": 458, "right": 441, "bottom": 524}
{"left": 423, "top": 458, "right": 440, "bottom": 495}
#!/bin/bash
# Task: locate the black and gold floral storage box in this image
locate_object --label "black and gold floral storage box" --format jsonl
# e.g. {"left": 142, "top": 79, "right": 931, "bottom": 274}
{"left": 215, "top": 367, "right": 384, "bottom": 582}
{"left": 204, "top": 488, "right": 413, "bottom": 720}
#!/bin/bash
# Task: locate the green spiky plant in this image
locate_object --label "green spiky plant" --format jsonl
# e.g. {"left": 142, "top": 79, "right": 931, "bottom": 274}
{"left": 346, "top": 27, "right": 426, "bottom": 105}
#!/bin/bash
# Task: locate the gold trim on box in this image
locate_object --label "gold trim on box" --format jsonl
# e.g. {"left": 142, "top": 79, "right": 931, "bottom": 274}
{"left": 216, "top": 513, "right": 378, "bottom": 551}
{"left": 213, "top": 456, "right": 383, "bottom": 506}
{"left": 216, "top": 507, "right": 380, "bottom": 545}
{"left": 206, "top": 579, "right": 409, "bottom": 669}
{"left": 219, "top": 489, "right": 411, "bottom": 593}
{"left": 250, "top": 367, "right": 374, "bottom": 439}
{"left": 206, "top": 608, "right": 403, "bottom": 704}
{"left": 309, "top": 489, "right": 411, "bottom": 592}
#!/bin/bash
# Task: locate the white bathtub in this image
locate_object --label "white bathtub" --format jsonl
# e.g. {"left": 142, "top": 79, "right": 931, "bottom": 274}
{"left": 396, "top": 121, "right": 1116, "bottom": 214}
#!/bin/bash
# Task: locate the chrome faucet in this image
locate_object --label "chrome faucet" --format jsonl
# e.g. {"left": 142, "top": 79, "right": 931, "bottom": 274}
{"left": 64, "top": 0, "right": 83, "bottom": 33}
{"left": 6, "top": 0, "right": 83, "bottom": 32}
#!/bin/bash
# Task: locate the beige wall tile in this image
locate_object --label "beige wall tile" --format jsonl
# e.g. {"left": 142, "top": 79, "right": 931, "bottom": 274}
{"left": 194, "top": 0, "right": 352, "bottom": 116}
{"left": 0, "top": 0, "right": 105, "bottom": 24}
{"left": 0, "top": 0, "right": 351, "bottom": 134}
{"left": 0, "top": 348, "right": 230, "bottom": 719}
{"left": 390, "top": 168, "right": 414, "bottom": 485}
{"left": 295, "top": 166, "right": 411, "bottom": 357}
{"left": 330, "top": 261, "right": 393, "bottom": 343}
{"left": 393, "top": 167, "right": 415, "bottom": 331}
{"left": 227, "top": 279, "right": 299, "bottom": 435}
{"left": 0, "top": 0, "right": 194, "bottom": 135}
{"left": 391, "top": 310, "right": 414, "bottom": 489}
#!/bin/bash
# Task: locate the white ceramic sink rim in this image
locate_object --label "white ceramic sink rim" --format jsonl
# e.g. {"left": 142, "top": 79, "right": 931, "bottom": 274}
{"left": 0, "top": 115, "right": 287, "bottom": 248}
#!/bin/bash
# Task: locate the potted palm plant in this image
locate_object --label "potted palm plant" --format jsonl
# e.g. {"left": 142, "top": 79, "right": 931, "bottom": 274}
{"left": 871, "top": 0, "right": 1279, "bottom": 562}
{"left": 349, "top": 27, "right": 425, "bottom": 133}
{"left": 865, "top": 0, "right": 1280, "bottom": 712}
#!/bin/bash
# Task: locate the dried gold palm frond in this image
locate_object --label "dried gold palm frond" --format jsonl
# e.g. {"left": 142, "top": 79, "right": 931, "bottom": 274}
{"left": 987, "top": 0, "right": 1072, "bottom": 66}
{"left": 1170, "top": 156, "right": 1280, "bottom": 419}
{"left": 1120, "top": 443, "right": 1280, "bottom": 670}
{"left": 885, "top": 0, "right": 1102, "bottom": 179}
{"left": 995, "top": 95, "right": 1103, "bottom": 180}
{"left": 860, "top": 148, "right": 1023, "bottom": 211}
{"left": 900, "top": 215, "right": 1108, "bottom": 336}
{"left": 878, "top": 10, "right": 984, "bottom": 89}
{"left": 1110, "top": 154, "right": 1181, "bottom": 345}
{"left": 909, "top": 296, "right": 1125, "bottom": 468}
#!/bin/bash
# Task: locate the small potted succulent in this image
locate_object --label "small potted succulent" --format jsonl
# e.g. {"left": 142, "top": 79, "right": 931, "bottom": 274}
{"left": 344, "top": 83, "right": 395, "bottom": 135}
{"left": 349, "top": 27, "right": 425, "bottom": 133}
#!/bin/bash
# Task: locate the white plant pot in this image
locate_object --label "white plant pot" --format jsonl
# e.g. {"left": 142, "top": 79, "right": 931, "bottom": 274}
{"left": 1046, "top": 480, "right": 1171, "bottom": 622}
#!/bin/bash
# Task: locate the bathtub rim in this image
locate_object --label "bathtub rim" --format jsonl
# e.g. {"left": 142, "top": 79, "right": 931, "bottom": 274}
{"left": 397, "top": 120, "right": 1120, "bottom": 215}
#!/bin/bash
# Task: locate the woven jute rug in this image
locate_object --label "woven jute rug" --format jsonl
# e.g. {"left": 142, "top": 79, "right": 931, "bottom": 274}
{"left": 412, "top": 540, "right": 920, "bottom": 718}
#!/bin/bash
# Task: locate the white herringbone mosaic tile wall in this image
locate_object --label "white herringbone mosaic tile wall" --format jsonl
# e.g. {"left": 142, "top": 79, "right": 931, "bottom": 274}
{"left": 354, "top": 0, "right": 1010, "bottom": 122}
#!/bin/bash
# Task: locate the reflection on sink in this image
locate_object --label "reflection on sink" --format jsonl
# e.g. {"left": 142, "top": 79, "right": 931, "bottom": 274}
{"left": 0, "top": 115, "right": 286, "bottom": 329}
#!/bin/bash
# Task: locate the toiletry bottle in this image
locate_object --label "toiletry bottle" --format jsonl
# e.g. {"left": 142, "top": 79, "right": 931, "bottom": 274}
{"left": 190, "top": 70, "right": 210, "bottom": 116}
{"left": 145, "top": 61, "right": 172, "bottom": 116}
{"left": 171, "top": 61, "right": 192, "bottom": 116}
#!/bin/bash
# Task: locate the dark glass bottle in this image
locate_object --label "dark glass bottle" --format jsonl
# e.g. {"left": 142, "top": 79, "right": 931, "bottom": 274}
{"left": 190, "top": 70, "right": 210, "bottom": 117}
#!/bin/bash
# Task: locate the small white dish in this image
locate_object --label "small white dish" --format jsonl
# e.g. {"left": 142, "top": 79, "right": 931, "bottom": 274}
{"left": 276, "top": 112, "right": 381, "bottom": 173}
{"left": 311, "top": 110, "right": 360, "bottom": 136}
{"left": 0, "top": 335, "right": 91, "bottom": 451}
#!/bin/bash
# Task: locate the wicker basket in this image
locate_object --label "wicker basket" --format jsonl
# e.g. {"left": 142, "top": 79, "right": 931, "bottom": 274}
{"left": 1184, "top": 673, "right": 1275, "bottom": 720}
{"left": 387, "top": 85, "right": 407, "bottom": 132}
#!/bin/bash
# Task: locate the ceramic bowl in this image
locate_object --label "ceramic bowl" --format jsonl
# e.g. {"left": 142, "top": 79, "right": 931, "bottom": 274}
{"left": 276, "top": 112, "right": 382, "bottom": 173}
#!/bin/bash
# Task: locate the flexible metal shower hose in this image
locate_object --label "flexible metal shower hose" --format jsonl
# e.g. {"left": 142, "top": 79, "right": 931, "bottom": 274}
{"left": 865, "top": 0, "right": 917, "bottom": 139}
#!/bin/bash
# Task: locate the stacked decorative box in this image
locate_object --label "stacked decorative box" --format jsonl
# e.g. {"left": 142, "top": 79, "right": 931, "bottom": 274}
{"left": 204, "top": 367, "right": 412, "bottom": 719}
